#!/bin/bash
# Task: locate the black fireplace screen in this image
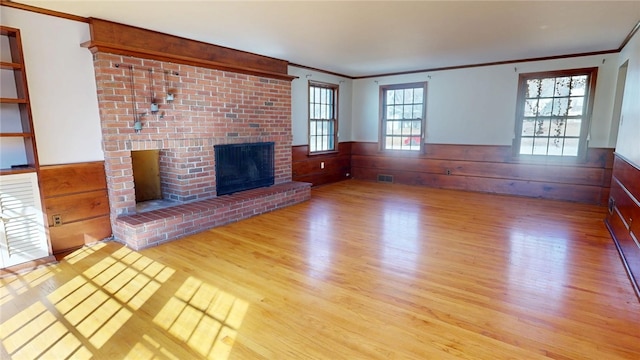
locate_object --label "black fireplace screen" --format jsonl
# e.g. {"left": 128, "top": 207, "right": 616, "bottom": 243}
{"left": 214, "top": 142, "right": 275, "bottom": 196}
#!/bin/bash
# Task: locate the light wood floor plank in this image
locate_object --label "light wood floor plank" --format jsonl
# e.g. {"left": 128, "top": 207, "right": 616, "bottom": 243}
{"left": 1, "top": 180, "right": 639, "bottom": 359}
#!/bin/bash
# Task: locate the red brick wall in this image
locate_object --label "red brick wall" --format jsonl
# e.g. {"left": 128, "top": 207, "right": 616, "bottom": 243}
{"left": 92, "top": 53, "right": 293, "bottom": 217}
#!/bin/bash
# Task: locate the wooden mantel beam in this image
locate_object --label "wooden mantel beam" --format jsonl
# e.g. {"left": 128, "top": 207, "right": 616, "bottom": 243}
{"left": 82, "top": 18, "right": 296, "bottom": 81}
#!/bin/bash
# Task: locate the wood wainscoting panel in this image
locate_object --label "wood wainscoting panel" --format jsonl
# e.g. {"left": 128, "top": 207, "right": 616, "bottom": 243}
{"left": 351, "top": 142, "right": 613, "bottom": 205}
{"left": 39, "top": 161, "right": 108, "bottom": 197}
{"left": 606, "top": 153, "right": 640, "bottom": 298}
{"left": 48, "top": 216, "right": 112, "bottom": 253}
{"left": 292, "top": 142, "right": 352, "bottom": 186}
{"left": 44, "top": 190, "right": 110, "bottom": 224}
{"left": 40, "top": 161, "right": 112, "bottom": 253}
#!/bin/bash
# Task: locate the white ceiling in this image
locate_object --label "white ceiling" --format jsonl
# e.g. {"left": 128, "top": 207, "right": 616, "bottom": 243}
{"left": 14, "top": 0, "right": 640, "bottom": 77}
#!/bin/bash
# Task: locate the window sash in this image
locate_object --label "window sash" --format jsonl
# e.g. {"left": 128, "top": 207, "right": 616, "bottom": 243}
{"left": 309, "top": 82, "right": 338, "bottom": 153}
{"left": 514, "top": 68, "right": 597, "bottom": 159}
{"left": 380, "top": 82, "right": 427, "bottom": 152}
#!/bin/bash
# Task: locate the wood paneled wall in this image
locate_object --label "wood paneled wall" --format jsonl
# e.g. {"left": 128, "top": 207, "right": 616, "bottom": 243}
{"left": 606, "top": 154, "right": 640, "bottom": 298}
{"left": 351, "top": 142, "right": 613, "bottom": 205}
{"left": 292, "top": 143, "right": 352, "bottom": 186}
{"left": 40, "top": 161, "right": 112, "bottom": 254}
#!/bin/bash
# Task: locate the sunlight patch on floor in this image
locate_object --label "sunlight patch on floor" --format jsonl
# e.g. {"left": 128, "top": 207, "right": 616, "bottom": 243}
{"left": 0, "top": 265, "right": 57, "bottom": 306}
{"left": 0, "top": 243, "right": 247, "bottom": 359}
{"left": 153, "top": 276, "right": 248, "bottom": 359}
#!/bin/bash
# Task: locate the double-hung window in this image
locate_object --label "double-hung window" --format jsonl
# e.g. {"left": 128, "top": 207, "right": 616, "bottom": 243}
{"left": 380, "top": 82, "right": 427, "bottom": 152}
{"left": 309, "top": 81, "right": 338, "bottom": 153}
{"left": 514, "top": 68, "right": 597, "bottom": 158}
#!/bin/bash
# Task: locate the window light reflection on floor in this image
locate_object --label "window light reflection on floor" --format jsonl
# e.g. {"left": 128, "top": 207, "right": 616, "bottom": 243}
{"left": 0, "top": 243, "right": 248, "bottom": 359}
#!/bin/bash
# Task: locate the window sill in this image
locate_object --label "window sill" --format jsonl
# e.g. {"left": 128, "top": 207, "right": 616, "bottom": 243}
{"left": 379, "top": 147, "right": 426, "bottom": 157}
{"left": 308, "top": 150, "right": 339, "bottom": 157}
{"left": 511, "top": 154, "right": 587, "bottom": 166}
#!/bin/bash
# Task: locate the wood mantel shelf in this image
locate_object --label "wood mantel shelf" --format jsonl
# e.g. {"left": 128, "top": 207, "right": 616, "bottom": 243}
{"left": 82, "top": 18, "right": 297, "bottom": 81}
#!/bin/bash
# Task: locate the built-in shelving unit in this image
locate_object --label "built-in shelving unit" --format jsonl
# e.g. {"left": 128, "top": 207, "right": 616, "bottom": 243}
{"left": 0, "top": 25, "right": 39, "bottom": 174}
{"left": 0, "top": 26, "right": 52, "bottom": 271}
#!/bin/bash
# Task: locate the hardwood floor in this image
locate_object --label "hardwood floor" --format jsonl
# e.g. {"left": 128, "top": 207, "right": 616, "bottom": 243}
{"left": 1, "top": 179, "right": 639, "bottom": 359}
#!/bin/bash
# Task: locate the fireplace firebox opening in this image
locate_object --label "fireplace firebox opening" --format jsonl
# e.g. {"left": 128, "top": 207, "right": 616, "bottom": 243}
{"left": 215, "top": 142, "right": 275, "bottom": 196}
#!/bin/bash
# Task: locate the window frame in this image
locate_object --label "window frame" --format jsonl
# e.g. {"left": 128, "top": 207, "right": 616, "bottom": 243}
{"left": 513, "top": 67, "right": 598, "bottom": 161}
{"left": 308, "top": 80, "right": 339, "bottom": 155}
{"left": 379, "top": 82, "right": 428, "bottom": 154}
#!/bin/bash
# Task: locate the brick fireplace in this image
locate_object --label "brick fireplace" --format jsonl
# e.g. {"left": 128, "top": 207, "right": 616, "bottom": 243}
{"left": 92, "top": 51, "right": 310, "bottom": 249}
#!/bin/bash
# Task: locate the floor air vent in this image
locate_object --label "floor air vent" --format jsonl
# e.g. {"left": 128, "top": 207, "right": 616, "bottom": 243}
{"left": 377, "top": 174, "right": 394, "bottom": 183}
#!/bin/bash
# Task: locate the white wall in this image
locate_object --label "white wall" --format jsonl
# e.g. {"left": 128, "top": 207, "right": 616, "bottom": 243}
{"left": 289, "top": 66, "right": 352, "bottom": 146}
{"left": 615, "top": 30, "right": 640, "bottom": 165}
{"left": 1, "top": 7, "right": 103, "bottom": 165}
{"left": 2, "top": 6, "right": 628, "bottom": 162}
{"left": 351, "top": 54, "right": 619, "bottom": 148}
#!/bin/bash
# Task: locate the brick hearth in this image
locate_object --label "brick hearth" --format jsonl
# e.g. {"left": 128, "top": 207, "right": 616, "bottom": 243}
{"left": 92, "top": 52, "right": 307, "bottom": 249}
{"left": 114, "top": 182, "right": 310, "bottom": 250}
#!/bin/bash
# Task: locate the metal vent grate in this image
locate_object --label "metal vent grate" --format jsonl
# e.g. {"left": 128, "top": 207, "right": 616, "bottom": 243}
{"left": 377, "top": 174, "right": 394, "bottom": 183}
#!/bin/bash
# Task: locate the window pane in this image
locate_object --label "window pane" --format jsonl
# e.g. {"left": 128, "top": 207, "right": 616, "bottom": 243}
{"left": 310, "top": 121, "right": 316, "bottom": 135}
{"left": 386, "top": 121, "right": 394, "bottom": 135}
{"left": 548, "top": 137, "right": 563, "bottom": 156}
{"left": 526, "top": 79, "right": 541, "bottom": 98}
{"left": 394, "top": 90, "right": 403, "bottom": 104}
{"left": 532, "top": 138, "right": 549, "bottom": 155}
{"left": 540, "top": 78, "right": 555, "bottom": 97}
{"left": 524, "top": 99, "right": 539, "bottom": 116}
{"left": 534, "top": 119, "right": 550, "bottom": 136}
{"left": 412, "top": 105, "right": 423, "bottom": 119}
{"left": 522, "top": 119, "right": 535, "bottom": 136}
{"left": 570, "top": 76, "right": 587, "bottom": 96}
{"left": 404, "top": 89, "right": 413, "bottom": 104}
{"left": 520, "top": 137, "right": 534, "bottom": 155}
{"left": 565, "top": 119, "right": 581, "bottom": 136}
{"left": 386, "top": 105, "right": 395, "bottom": 119}
{"left": 404, "top": 135, "right": 420, "bottom": 147}
{"left": 538, "top": 99, "right": 553, "bottom": 116}
{"left": 393, "top": 105, "right": 403, "bottom": 119}
{"left": 551, "top": 119, "right": 566, "bottom": 138}
{"left": 412, "top": 120, "right": 421, "bottom": 133}
{"left": 568, "top": 97, "right": 584, "bottom": 116}
{"left": 554, "top": 77, "right": 571, "bottom": 96}
{"left": 413, "top": 88, "right": 423, "bottom": 103}
{"left": 387, "top": 90, "right": 395, "bottom": 105}
{"left": 403, "top": 105, "right": 412, "bottom": 119}
{"left": 401, "top": 123, "right": 412, "bottom": 135}
{"left": 391, "top": 136, "right": 402, "bottom": 149}
{"left": 563, "top": 138, "right": 579, "bottom": 156}
{"left": 552, "top": 98, "right": 569, "bottom": 116}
